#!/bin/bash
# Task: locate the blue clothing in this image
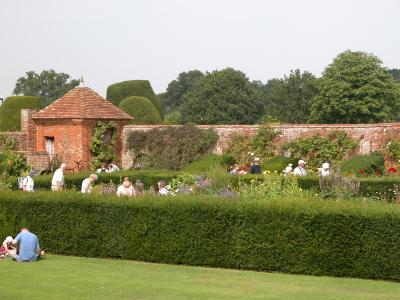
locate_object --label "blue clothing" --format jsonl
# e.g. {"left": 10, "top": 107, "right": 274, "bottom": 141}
{"left": 15, "top": 231, "right": 39, "bottom": 261}
{"left": 249, "top": 164, "right": 262, "bottom": 174}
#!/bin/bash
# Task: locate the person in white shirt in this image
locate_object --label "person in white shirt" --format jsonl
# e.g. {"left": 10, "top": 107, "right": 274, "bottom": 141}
{"left": 108, "top": 162, "right": 120, "bottom": 173}
{"left": 96, "top": 163, "right": 108, "bottom": 173}
{"left": 157, "top": 180, "right": 169, "bottom": 196}
{"left": 116, "top": 177, "right": 135, "bottom": 197}
{"left": 81, "top": 174, "right": 98, "bottom": 193}
{"left": 22, "top": 170, "right": 36, "bottom": 192}
{"left": 293, "top": 160, "right": 307, "bottom": 176}
{"left": 51, "top": 163, "right": 67, "bottom": 191}
{"left": 320, "top": 162, "right": 330, "bottom": 177}
{"left": 283, "top": 164, "right": 293, "bottom": 176}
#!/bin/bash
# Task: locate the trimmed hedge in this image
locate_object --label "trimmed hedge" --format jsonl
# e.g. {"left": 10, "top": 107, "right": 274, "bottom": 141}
{"left": 119, "top": 96, "right": 162, "bottom": 124}
{"left": 5, "top": 170, "right": 179, "bottom": 191}
{"left": 0, "top": 96, "right": 39, "bottom": 131}
{"left": 1, "top": 192, "right": 400, "bottom": 281}
{"left": 106, "top": 80, "right": 162, "bottom": 115}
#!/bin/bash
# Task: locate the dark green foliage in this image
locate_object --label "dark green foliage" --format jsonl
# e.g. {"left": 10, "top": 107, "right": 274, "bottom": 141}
{"left": 180, "top": 68, "right": 265, "bottom": 124}
{"left": 0, "top": 96, "right": 39, "bottom": 131}
{"left": 389, "top": 68, "right": 400, "bottom": 82}
{"left": 126, "top": 125, "right": 219, "bottom": 170}
{"left": 13, "top": 70, "right": 79, "bottom": 108}
{"left": 119, "top": 96, "right": 162, "bottom": 124}
{"left": 1, "top": 192, "right": 400, "bottom": 281}
{"left": 263, "top": 156, "right": 298, "bottom": 172}
{"left": 341, "top": 153, "right": 385, "bottom": 176}
{"left": 5, "top": 170, "right": 178, "bottom": 191}
{"left": 310, "top": 51, "right": 400, "bottom": 123}
{"left": 159, "top": 70, "right": 204, "bottom": 113}
{"left": 282, "top": 131, "right": 358, "bottom": 169}
{"left": 388, "top": 140, "right": 400, "bottom": 161}
{"left": 263, "top": 69, "right": 318, "bottom": 123}
{"left": 106, "top": 80, "right": 162, "bottom": 115}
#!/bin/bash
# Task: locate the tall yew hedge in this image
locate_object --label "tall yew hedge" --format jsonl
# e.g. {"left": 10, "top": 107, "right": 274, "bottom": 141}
{"left": 1, "top": 192, "right": 400, "bottom": 281}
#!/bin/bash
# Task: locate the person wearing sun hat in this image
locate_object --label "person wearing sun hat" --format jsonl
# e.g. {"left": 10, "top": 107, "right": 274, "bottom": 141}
{"left": 293, "top": 159, "right": 307, "bottom": 176}
{"left": 249, "top": 157, "right": 262, "bottom": 174}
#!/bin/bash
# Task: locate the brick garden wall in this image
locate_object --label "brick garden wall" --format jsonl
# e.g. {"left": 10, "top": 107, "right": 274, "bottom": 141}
{"left": 121, "top": 123, "right": 400, "bottom": 169}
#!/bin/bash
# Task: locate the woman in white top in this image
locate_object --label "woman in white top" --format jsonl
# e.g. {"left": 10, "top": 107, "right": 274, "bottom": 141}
{"left": 116, "top": 177, "right": 135, "bottom": 197}
{"left": 81, "top": 174, "right": 98, "bottom": 193}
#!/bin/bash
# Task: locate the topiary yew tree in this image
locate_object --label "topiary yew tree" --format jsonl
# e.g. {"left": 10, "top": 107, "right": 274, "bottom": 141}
{"left": 310, "top": 51, "right": 400, "bottom": 124}
{"left": 0, "top": 96, "right": 39, "bottom": 131}
{"left": 106, "top": 80, "right": 162, "bottom": 116}
{"left": 119, "top": 96, "right": 162, "bottom": 124}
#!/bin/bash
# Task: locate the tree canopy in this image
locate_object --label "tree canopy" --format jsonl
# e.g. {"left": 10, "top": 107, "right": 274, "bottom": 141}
{"left": 159, "top": 70, "right": 204, "bottom": 113}
{"left": 389, "top": 68, "right": 400, "bottom": 82}
{"left": 263, "top": 69, "right": 318, "bottom": 123}
{"left": 180, "top": 68, "right": 264, "bottom": 124}
{"left": 119, "top": 96, "right": 162, "bottom": 124}
{"left": 13, "top": 70, "right": 79, "bottom": 108}
{"left": 310, "top": 51, "right": 400, "bottom": 123}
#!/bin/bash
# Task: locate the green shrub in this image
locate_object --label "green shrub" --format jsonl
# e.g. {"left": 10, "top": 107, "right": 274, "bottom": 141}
{"left": 388, "top": 140, "right": 400, "bottom": 161}
{"left": 5, "top": 170, "right": 179, "bottom": 191}
{"left": 119, "top": 96, "right": 162, "bottom": 124}
{"left": 263, "top": 156, "right": 298, "bottom": 173}
{"left": 341, "top": 152, "right": 384, "bottom": 176}
{"left": 0, "top": 96, "right": 39, "bottom": 131}
{"left": 183, "top": 154, "right": 222, "bottom": 173}
{"left": 1, "top": 192, "right": 400, "bottom": 281}
{"left": 106, "top": 80, "right": 162, "bottom": 115}
{"left": 126, "top": 125, "right": 219, "bottom": 170}
{"left": 282, "top": 131, "right": 358, "bottom": 169}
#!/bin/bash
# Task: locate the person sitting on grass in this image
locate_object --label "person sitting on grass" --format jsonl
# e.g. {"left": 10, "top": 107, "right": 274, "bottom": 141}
{"left": 157, "top": 180, "right": 169, "bottom": 195}
{"left": 116, "top": 177, "right": 135, "bottom": 197}
{"left": 8, "top": 227, "right": 44, "bottom": 262}
{"left": 135, "top": 179, "right": 144, "bottom": 196}
{"left": 81, "top": 174, "right": 98, "bottom": 194}
{"left": 0, "top": 236, "right": 14, "bottom": 258}
{"left": 249, "top": 157, "right": 262, "bottom": 174}
{"left": 51, "top": 163, "right": 67, "bottom": 191}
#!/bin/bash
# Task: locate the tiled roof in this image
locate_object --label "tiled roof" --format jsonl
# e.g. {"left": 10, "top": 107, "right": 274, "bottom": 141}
{"left": 32, "top": 86, "right": 133, "bottom": 120}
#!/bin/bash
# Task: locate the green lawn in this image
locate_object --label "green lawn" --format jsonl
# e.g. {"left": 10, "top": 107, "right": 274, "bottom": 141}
{"left": 1, "top": 255, "right": 400, "bottom": 300}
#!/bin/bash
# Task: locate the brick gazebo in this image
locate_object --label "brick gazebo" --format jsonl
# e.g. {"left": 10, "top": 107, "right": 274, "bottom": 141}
{"left": 32, "top": 84, "right": 133, "bottom": 171}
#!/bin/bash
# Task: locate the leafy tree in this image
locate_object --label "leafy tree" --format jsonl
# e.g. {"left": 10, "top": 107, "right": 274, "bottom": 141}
{"left": 119, "top": 96, "right": 162, "bottom": 124}
{"left": 180, "top": 68, "right": 264, "bottom": 124}
{"left": 263, "top": 70, "right": 317, "bottom": 123}
{"left": 159, "top": 70, "right": 204, "bottom": 113}
{"left": 13, "top": 70, "right": 79, "bottom": 108}
{"left": 389, "top": 68, "right": 400, "bottom": 82}
{"left": 310, "top": 51, "right": 400, "bottom": 123}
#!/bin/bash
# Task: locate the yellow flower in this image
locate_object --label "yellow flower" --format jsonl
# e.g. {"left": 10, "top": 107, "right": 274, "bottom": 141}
{"left": 299, "top": 188, "right": 303, "bottom": 192}
{"left": 274, "top": 171, "right": 278, "bottom": 173}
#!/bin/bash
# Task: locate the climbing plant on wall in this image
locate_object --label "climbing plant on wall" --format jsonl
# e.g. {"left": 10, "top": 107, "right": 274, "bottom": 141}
{"left": 0, "top": 134, "right": 29, "bottom": 177}
{"left": 89, "top": 121, "right": 118, "bottom": 170}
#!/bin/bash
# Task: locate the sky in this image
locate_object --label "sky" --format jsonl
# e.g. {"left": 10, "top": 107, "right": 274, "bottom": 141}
{"left": 0, "top": 0, "right": 399, "bottom": 98}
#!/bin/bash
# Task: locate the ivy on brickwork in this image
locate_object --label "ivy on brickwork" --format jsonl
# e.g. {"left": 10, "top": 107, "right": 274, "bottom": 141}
{"left": 388, "top": 140, "right": 400, "bottom": 162}
{"left": 0, "top": 133, "right": 29, "bottom": 178}
{"left": 89, "top": 121, "right": 118, "bottom": 170}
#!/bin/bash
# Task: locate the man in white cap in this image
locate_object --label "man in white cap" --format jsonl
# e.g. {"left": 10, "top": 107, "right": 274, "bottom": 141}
{"left": 22, "top": 170, "right": 36, "bottom": 192}
{"left": 249, "top": 157, "right": 262, "bottom": 174}
{"left": 293, "top": 159, "right": 307, "bottom": 176}
{"left": 320, "top": 162, "right": 330, "bottom": 177}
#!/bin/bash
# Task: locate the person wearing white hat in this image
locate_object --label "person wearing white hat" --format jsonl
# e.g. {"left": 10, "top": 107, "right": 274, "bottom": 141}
{"left": 249, "top": 157, "right": 262, "bottom": 174}
{"left": 283, "top": 164, "right": 293, "bottom": 175}
{"left": 320, "top": 162, "right": 330, "bottom": 177}
{"left": 293, "top": 160, "right": 307, "bottom": 176}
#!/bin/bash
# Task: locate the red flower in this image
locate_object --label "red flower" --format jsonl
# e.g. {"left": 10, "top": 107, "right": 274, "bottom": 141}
{"left": 388, "top": 167, "right": 397, "bottom": 173}
{"left": 359, "top": 169, "right": 365, "bottom": 174}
